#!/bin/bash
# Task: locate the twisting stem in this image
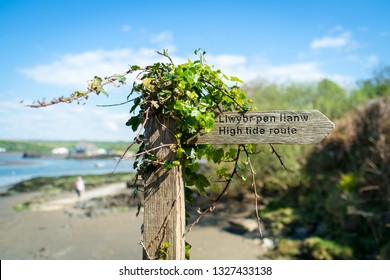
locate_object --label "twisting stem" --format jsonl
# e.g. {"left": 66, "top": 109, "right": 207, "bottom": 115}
{"left": 201, "top": 79, "right": 247, "bottom": 111}
{"left": 184, "top": 145, "right": 242, "bottom": 237}
{"left": 156, "top": 49, "right": 175, "bottom": 65}
{"left": 113, "top": 107, "right": 151, "bottom": 172}
{"left": 122, "top": 143, "right": 175, "bottom": 160}
{"left": 242, "top": 145, "right": 263, "bottom": 237}
{"left": 96, "top": 98, "right": 136, "bottom": 107}
{"left": 25, "top": 68, "right": 135, "bottom": 108}
{"left": 270, "top": 144, "right": 288, "bottom": 171}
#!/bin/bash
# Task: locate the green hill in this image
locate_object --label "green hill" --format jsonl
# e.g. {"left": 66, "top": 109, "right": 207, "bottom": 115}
{"left": 0, "top": 139, "right": 133, "bottom": 154}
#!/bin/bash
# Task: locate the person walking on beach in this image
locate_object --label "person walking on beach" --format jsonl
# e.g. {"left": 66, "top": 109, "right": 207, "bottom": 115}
{"left": 75, "top": 176, "right": 85, "bottom": 198}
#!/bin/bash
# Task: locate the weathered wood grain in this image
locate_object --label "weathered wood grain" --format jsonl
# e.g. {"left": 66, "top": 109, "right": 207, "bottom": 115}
{"left": 143, "top": 115, "right": 185, "bottom": 260}
{"left": 189, "top": 110, "right": 335, "bottom": 144}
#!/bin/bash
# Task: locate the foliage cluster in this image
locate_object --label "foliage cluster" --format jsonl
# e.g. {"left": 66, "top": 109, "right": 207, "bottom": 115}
{"left": 303, "top": 96, "right": 390, "bottom": 259}
{"left": 265, "top": 237, "right": 353, "bottom": 260}
{"left": 125, "top": 50, "right": 255, "bottom": 202}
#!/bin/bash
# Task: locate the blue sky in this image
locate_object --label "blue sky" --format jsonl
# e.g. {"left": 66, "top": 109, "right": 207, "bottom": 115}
{"left": 1, "top": 0, "right": 389, "bottom": 141}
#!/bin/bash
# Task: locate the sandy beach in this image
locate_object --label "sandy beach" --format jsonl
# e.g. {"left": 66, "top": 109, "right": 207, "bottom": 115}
{"left": 0, "top": 183, "right": 265, "bottom": 260}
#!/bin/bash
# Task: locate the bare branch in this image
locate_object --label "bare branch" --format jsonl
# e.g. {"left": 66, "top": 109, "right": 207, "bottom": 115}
{"left": 96, "top": 98, "right": 135, "bottom": 107}
{"left": 113, "top": 107, "right": 150, "bottom": 172}
{"left": 25, "top": 68, "right": 135, "bottom": 108}
{"left": 243, "top": 145, "right": 263, "bottom": 237}
{"left": 120, "top": 144, "right": 174, "bottom": 161}
{"left": 270, "top": 144, "right": 288, "bottom": 171}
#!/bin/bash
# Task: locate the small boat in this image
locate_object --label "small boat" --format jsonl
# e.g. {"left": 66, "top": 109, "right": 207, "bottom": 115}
{"left": 95, "top": 162, "right": 106, "bottom": 168}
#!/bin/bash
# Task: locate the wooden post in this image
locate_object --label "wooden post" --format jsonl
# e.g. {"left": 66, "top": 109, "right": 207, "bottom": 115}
{"left": 142, "top": 114, "right": 185, "bottom": 260}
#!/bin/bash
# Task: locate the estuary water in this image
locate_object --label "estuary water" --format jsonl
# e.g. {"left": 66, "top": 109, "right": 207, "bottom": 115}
{"left": 0, "top": 153, "right": 134, "bottom": 189}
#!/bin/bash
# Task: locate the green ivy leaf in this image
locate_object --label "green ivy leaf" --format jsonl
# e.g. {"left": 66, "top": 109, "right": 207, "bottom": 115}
{"left": 189, "top": 148, "right": 197, "bottom": 159}
{"left": 203, "top": 114, "right": 215, "bottom": 132}
{"left": 185, "top": 187, "right": 195, "bottom": 204}
{"left": 185, "top": 242, "right": 192, "bottom": 260}
{"left": 126, "top": 116, "right": 142, "bottom": 131}
{"left": 115, "top": 75, "right": 126, "bottom": 85}
{"left": 230, "top": 76, "right": 244, "bottom": 84}
{"left": 226, "top": 148, "right": 238, "bottom": 159}
{"left": 173, "top": 100, "right": 185, "bottom": 114}
{"left": 213, "top": 148, "right": 224, "bottom": 164}
{"left": 190, "top": 108, "right": 200, "bottom": 118}
{"left": 195, "top": 173, "right": 210, "bottom": 194}
{"left": 99, "top": 86, "right": 109, "bottom": 96}
{"left": 130, "top": 97, "right": 141, "bottom": 113}
{"left": 216, "top": 167, "right": 229, "bottom": 179}
{"left": 186, "top": 90, "right": 197, "bottom": 100}
{"left": 88, "top": 76, "right": 104, "bottom": 94}
{"left": 176, "top": 147, "right": 185, "bottom": 159}
{"left": 130, "top": 65, "right": 141, "bottom": 71}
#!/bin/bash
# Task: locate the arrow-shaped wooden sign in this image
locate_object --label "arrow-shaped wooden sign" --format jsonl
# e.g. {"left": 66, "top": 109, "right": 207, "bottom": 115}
{"left": 189, "top": 110, "right": 335, "bottom": 145}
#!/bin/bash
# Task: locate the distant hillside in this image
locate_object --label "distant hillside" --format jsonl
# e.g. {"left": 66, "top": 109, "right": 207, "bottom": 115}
{"left": 0, "top": 140, "right": 134, "bottom": 154}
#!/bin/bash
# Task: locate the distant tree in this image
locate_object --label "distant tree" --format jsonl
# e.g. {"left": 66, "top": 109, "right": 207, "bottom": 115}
{"left": 314, "top": 79, "right": 348, "bottom": 120}
{"left": 352, "top": 66, "right": 390, "bottom": 104}
{"left": 246, "top": 79, "right": 348, "bottom": 120}
{"left": 370, "top": 66, "right": 390, "bottom": 96}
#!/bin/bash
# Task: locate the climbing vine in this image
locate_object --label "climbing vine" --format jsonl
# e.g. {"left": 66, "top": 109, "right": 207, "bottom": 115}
{"left": 28, "top": 49, "right": 278, "bottom": 257}
{"left": 124, "top": 49, "right": 257, "bottom": 210}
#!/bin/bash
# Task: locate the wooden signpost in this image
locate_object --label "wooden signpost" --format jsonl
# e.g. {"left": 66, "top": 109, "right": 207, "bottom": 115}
{"left": 189, "top": 110, "right": 335, "bottom": 145}
{"left": 143, "top": 110, "right": 334, "bottom": 259}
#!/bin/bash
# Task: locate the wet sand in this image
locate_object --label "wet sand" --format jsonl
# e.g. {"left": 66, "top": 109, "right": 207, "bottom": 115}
{"left": 0, "top": 185, "right": 263, "bottom": 260}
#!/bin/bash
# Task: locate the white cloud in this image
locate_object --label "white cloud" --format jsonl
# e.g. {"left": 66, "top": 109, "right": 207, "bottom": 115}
{"left": 357, "top": 26, "right": 369, "bottom": 32}
{"left": 122, "top": 25, "right": 132, "bottom": 32}
{"left": 206, "top": 53, "right": 349, "bottom": 84}
{"left": 330, "top": 25, "right": 344, "bottom": 33}
{"left": 19, "top": 49, "right": 250, "bottom": 90}
{"left": 347, "top": 54, "right": 379, "bottom": 69}
{"left": 366, "top": 55, "right": 379, "bottom": 68}
{"left": 261, "top": 63, "right": 323, "bottom": 81}
{"left": 208, "top": 54, "right": 247, "bottom": 66}
{"left": 20, "top": 47, "right": 352, "bottom": 90}
{"left": 310, "top": 31, "right": 352, "bottom": 49}
{"left": 149, "top": 31, "right": 176, "bottom": 52}
{"left": 150, "top": 31, "right": 172, "bottom": 44}
{"left": 0, "top": 100, "right": 133, "bottom": 141}
{"left": 19, "top": 48, "right": 166, "bottom": 88}
{"left": 103, "top": 120, "right": 120, "bottom": 132}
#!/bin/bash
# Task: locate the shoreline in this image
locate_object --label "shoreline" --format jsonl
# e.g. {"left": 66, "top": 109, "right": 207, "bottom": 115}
{"left": 0, "top": 175, "right": 265, "bottom": 260}
{"left": 0, "top": 152, "right": 134, "bottom": 190}
{"left": 1, "top": 172, "right": 134, "bottom": 194}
